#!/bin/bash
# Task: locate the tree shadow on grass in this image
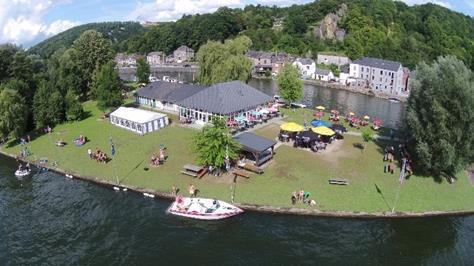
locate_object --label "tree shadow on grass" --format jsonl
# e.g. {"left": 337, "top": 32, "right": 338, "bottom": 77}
{"left": 353, "top": 142, "right": 364, "bottom": 151}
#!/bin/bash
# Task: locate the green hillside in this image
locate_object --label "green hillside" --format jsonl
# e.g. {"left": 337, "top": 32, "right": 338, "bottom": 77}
{"left": 29, "top": 22, "right": 146, "bottom": 58}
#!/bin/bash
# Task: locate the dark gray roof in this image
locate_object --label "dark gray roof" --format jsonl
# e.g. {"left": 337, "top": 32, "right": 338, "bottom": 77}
{"left": 247, "top": 50, "right": 272, "bottom": 59}
{"left": 177, "top": 80, "right": 272, "bottom": 115}
{"left": 136, "top": 81, "right": 204, "bottom": 103}
{"left": 296, "top": 58, "right": 314, "bottom": 65}
{"left": 315, "top": 68, "right": 331, "bottom": 75}
{"left": 233, "top": 132, "right": 277, "bottom": 153}
{"left": 352, "top": 57, "right": 401, "bottom": 71}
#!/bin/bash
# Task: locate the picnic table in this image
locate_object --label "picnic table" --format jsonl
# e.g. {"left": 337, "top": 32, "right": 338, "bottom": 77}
{"left": 239, "top": 163, "right": 263, "bottom": 174}
{"left": 328, "top": 178, "right": 349, "bottom": 185}
{"left": 232, "top": 170, "right": 251, "bottom": 179}
{"left": 181, "top": 164, "right": 206, "bottom": 178}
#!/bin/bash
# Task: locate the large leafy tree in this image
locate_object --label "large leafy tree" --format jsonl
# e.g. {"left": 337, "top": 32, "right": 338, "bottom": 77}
{"left": 136, "top": 57, "right": 150, "bottom": 84}
{"left": 65, "top": 89, "right": 84, "bottom": 121}
{"left": 404, "top": 56, "right": 474, "bottom": 178}
{"left": 33, "top": 82, "right": 65, "bottom": 129}
{"left": 0, "top": 88, "right": 28, "bottom": 139}
{"left": 277, "top": 64, "right": 303, "bottom": 104}
{"left": 197, "top": 36, "right": 253, "bottom": 85}
{"left": 193, "top": 118, "right": 240, "bottom": 168}
{"left": 91, "top": 61, "right": 123, "bottom": 112}
{"left": 72, "top": 30, "right": 113, "bottom": 96}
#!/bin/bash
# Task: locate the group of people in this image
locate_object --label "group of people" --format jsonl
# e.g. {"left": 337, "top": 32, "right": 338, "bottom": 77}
{"left": 149, "top": 148, "right": 165, "bottom": 167}
{"left": 17, "top": 162, "right": 31, "bottom": 172}
{"left": 20, "top": 135, "right": 31, "bottom": 145}
{"left": 383, "top": 144, "right": 414, "bottom": 177}
{"left": 291, "top": 189, "right": 316, "bottom": 206}
{"left": 383, "top": 145, "right": 396, "bottom": 174}
{"left": 74, "top": 135, "right": 86, "bottom": 146}
{"left": 88, "top": 148, "right": 108, "bottom": 163}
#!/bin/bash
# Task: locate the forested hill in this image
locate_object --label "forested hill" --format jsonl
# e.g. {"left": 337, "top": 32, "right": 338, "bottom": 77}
{"left": 28, "top": 22, "right": 146, "bottom": 58}
{"left": 31, "top": 0, "right": 474, "bottom": 69}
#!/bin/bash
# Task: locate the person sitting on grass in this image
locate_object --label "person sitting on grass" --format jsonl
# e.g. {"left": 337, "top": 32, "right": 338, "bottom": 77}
{"left": 150, "top": 153, "right": 159, "bottom": 166}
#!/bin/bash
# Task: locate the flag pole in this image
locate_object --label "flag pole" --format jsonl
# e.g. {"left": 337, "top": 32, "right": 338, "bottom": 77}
{"left": 109, "top": 134, "right": 119, "bottom": 186}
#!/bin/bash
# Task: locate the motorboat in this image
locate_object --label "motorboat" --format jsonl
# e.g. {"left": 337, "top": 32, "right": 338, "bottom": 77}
{"left": 167, "top": 196, "right": 243, "bottom": 220}
{"left": 388, "top": 97, "right": 401, "bottom": 103}
{"left": 15, "top": 169, "right": 31, "bottom": 178}
{"left": 290, "top": 102, "right": 307, "bottom": 108}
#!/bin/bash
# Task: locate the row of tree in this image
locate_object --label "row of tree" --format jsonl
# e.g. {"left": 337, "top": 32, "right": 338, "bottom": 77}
{"left": 0, "top": 30, "right": 124, "bottom": 141}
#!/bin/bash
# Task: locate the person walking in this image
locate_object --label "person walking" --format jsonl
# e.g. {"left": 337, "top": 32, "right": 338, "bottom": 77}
{"left": 87, "top": 148, "right": 92, "bottom": 159}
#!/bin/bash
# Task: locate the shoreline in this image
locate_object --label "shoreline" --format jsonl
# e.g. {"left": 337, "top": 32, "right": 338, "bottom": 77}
{"left": 251, "top": 75, "right": 408, "bottom": 103}
{"left": 3, "top": 150, "right": 472, "bottom": 219}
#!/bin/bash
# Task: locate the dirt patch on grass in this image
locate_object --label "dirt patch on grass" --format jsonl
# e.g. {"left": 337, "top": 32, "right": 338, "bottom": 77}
{"left": 200, "top": 171, "right": 252, "bottom": 184}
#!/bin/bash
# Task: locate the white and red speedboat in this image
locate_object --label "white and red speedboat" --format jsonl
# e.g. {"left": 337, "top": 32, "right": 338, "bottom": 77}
{"left": 167, "top": 196, "right": 243, "bottom": 220}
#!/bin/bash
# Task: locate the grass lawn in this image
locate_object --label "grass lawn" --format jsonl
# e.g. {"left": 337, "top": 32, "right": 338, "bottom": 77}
{"left": 5, "top": 102, "right": 473, "bottom": 213}
{"left": 279, "top": 107, "right": 392, "bottom": 137}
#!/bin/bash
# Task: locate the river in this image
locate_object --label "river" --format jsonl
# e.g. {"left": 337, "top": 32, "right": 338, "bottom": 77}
{"left": 1, "top": 155, "right": 473, "bottom": 265}
{"left": 120, "top": 69, "right": 405, "bottom": 129}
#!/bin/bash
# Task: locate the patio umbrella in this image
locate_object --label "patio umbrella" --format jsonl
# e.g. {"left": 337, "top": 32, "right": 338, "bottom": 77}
{"left": 311, "top": 126, "right": 336, "bottom": 136}
{"left": 349, "top": 112, "right": 355, "bottom": 116}
{"left": 310, "top": 119, "right": 332, "bottom": 127}
{"left": 280, "top": 122, "right": 304, "bottom": 132}
{"left": 316, "top": 106, "right": 325, "bottom": 110}
{"left": 363, "top": 115, "right": 370, "bottom": 120}
{"left": 298, "top": 130, "right": 319, "bottom": 142}
{"left": 259, "top": 109, "right": 269, "bottom": 115}
{"left": 373, "top": 118, "right": 383, "bottom": 126}
{"left": 330, "top": 109, "right": 339, "bottom": 114}
{"left": 331, "top": 124, "right": 347, "bottom": 133}
{"left": 268, "top": 106, "right": 278, "bottom": 113}
{"left": 251, "top": 110, "right": 261, "bottom": 116}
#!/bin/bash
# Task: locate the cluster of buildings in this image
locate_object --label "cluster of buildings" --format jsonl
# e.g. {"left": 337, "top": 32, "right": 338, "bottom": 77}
{"left": 248, "top": 50, "right": 411, "bottom": 97}
{"left": 115, "top": 45, "right": 195, "bottom": 68}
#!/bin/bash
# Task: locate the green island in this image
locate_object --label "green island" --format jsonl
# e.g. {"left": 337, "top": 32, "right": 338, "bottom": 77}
{"left": 4, "top": 101, "right": 472, "bottom": 214}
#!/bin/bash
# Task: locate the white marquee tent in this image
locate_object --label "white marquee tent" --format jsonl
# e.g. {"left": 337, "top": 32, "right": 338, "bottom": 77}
{"left": 110, "top": 107, "right": 168, "bottom": 135}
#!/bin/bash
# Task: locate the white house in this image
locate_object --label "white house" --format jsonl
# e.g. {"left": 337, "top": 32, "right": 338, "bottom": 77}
{"left": 349, "top": 57, "right": 408, "bottom": 95}
{"left": 147, "top": 51, "right": 165, "bottom": 66}
{"left": 317, "top": 53, "right": 351, "bottom": 67}
{"left": 314, "top": 68, "right": 334, "bottom": 81}
{"left": 110, "top": 107, "right": 168, "bottom": 135}
{"left": 115, "top": 53, "right": 139, "bottom": 68}
{"left": 293, "top": 58, "right": 316, "bottom": 79}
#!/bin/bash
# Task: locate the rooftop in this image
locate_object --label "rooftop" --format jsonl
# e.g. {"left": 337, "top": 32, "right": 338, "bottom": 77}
{"left": 136, "top": 81, "right": 205, "bottom": 103}
{"left": 352, "top": 57, "right": 402, "bottom": 71}
{"left": 233, "top": 132, "right": 277, "bottom": 153}
{"left": 315, "top": 68, "right": 331, "bottom": 75}
{"left": 110, "top": 107, "right": 167, "bottom": 124}
{"left": 178, "top": 80, "right": 272, "bottom": 115}
{"left": 175, "top": 45, "right": 194, "bottom": 52}
{"left": 296, "top": 58, "right": 315, "bottom": 65}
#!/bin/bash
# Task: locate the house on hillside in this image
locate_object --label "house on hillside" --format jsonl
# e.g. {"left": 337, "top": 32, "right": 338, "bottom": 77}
{"left": 247, "top": 51, "right": 273, "bottom": 75}
{"left": 115, "top": 53, "right": 139, "bottom": 68}
{"left": 314, "top": 68, "right": 334, "bottom": 81}
{"left": 317, "top": 52, "right": 350, "bottom": 67}
{"left": 147, "top": 51, "right": 165, "bottom": 66}
{"left": 136, "top": 81, "right": 204, "bottom": 113}
{"left": 349, "top": 57, "right": 409, "bottom": 96}
{"left": 272, "top": 52, "right": 296, "bottom": 75}
{"left": 173, "top": 45, "right": 194, "bottom": 63}
{"left": 293, "top": 58, "right": 316, "bottom": 79}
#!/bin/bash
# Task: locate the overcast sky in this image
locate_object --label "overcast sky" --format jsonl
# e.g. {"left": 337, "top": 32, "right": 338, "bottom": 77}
{"left": 1, "top": 0, "right": 472, "bottom": 47}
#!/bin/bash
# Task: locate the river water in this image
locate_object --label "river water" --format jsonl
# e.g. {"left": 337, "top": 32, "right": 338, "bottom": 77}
{"left": 1, "top": 155, "right": 473, "bottom": 265}
{"left": 121, "top": 70, "right": 405, "bottom": 128}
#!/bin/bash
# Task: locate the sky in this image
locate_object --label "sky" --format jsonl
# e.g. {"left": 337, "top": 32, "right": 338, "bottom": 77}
{"left": 0, "top": 0, "right": 473, "bottom": 47}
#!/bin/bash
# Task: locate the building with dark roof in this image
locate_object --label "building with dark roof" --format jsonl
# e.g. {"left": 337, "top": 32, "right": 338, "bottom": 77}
{"left": 293, "top": 58, "right": 316, "bottom": 79}
{"left": 178, "top": 80, "right": 272, "bottom": 124}
{"left": 349, "top": 57, "right": 409, "bottom": 96}
{"left": 136, "top": 81, "right": 204, "bottom": 113}
{"left": 314, "top": 68, "right": 334, "bottom": 81}
{"left": 233, "top": 132, "right": 276, "bottom": 166}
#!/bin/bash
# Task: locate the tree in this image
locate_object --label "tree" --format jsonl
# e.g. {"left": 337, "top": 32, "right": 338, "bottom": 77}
{"left": 72, "top": 30, "right": 113, "bottom": 96}
{"left": 283, "top": 14, "right": 307, "bottom": 35}
{"left": 193, "top": 118, "right": 240, "bottom": 168}
{"left": 33, "top": 82, "right": 65, "bottom": 129}
{"left": 404, "top": 56, "right": 474, "bottom": 178}
{"left": 197, "top": 36, "right": 253, "bottom": 85}
{"left": 0, "top": 89, "right": 28, "bottom": 140}
{"left": 277, "top": 64, "right": 303, "bottom": 105}
{"left": 136, "top": 57, "right": 150, "bottom": 83}
{"left": 361, "top": 127, "right": 374, "bottom": 151}
{"left": 65, "top": 89, "right": 84, "bottom": 121}
{"left": 91, "top": 61, "right": 123, "bottom": 112}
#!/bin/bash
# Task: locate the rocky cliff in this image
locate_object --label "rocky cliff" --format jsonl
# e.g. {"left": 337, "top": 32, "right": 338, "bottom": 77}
{"left": 314, "top": 3, "right": 348, "bottom": 42}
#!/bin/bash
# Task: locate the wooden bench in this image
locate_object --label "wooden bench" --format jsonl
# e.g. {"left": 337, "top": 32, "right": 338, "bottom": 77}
{"left": 181, "top": 170, "right": 198, "bottom": 177}
{"left": 240, "top": 163, "right": 263, "bottom": 174}
{"left": 328, "top": 178, "right": 349, "bottom": 185}
{"left": 232, "top": 170, "right": 250, "bottom": 179}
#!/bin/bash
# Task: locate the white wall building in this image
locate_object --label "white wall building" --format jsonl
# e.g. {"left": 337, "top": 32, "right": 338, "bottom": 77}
{"left": 110, "top": 107, "right": 168, "bottom": 135}
{"left": 314, "top": 68, "right": 334, "bottom": 81}
{"left": 115, "top": 53, "right": 139, "bottom": 68}
{"left": 147, "top": 51, "right": 165, "bottom": 66}
{"left": 293, "top": 58, "right": 316, "bottom": 79}
{"left": 317, "top": 53, "right": 351, "bottom": 67}
{"left": 349, "top": 57, "right": 408, "bottom": 95}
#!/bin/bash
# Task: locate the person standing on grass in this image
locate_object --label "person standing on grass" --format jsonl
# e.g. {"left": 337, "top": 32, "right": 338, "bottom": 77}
{"left": 87, "top": 148, "right": 92, "bottom": 159}
{"left": 188, "top": 184, "right": 196, "bottom": 197}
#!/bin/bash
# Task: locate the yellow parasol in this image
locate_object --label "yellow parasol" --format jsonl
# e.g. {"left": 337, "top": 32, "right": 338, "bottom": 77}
{"left": 311, "top": 126, "right": 336, "bottom": 136}
{"left": 363, "top": 115, "right": 370, "bottom": 120}
{"left": 316, "top": 106, "right": 325, "bottom": 110}
{"left": 280, "top": 122, "right": 304, "bottom": 132}
{"left": 349, "top": 112, "right": 355, "bottom": 116}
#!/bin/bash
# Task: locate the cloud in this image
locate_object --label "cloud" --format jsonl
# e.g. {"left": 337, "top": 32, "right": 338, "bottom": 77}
{"left": 399, "top": 0, "right": 452, "bottom": 9}
{"left": 0, "top": 0, "right": 79, "bottom": 46}
{"left": 128, "top": 0, "right": 244, "bottom": 22}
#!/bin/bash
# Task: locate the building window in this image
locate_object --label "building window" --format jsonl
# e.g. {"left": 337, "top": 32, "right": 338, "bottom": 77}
{"left": 372, "top": 76, "right": 374, "bottom": 80}
{"left": 361, "top": 67, "right": 364, "bottom": 72}
{"left": 360, "top": 74, "right": 363, "bottom": 78}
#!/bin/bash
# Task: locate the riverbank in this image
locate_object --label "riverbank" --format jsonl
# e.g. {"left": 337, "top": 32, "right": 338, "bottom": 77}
{"left": 3, "top": 101, "right": 473, "bottom": 217}
{"left": 251, "top": 75, "right": 408, "bottom": 102}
